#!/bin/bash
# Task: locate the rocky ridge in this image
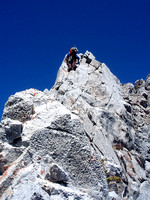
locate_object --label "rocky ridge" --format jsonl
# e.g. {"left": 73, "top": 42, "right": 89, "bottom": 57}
{"left": 0, "top": 51, "right": 150, "bottom": 199}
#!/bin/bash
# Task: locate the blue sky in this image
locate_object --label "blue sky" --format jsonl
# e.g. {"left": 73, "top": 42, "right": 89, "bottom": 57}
{"left": 0, "top": 0, "right": 150, "bottom": 119}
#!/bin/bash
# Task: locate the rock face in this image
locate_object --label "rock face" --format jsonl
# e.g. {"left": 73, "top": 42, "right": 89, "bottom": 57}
{"left": 0, "top": 51, "right": 150, "bottom": 200}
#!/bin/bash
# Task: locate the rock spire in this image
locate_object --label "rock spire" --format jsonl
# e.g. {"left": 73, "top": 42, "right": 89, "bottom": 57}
{"left": 0, "top": 51, "right": 150, "bottom": 199}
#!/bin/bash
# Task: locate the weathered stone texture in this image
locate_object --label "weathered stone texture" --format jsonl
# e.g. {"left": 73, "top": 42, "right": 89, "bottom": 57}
{"left": 0, "top": 52, "right": 149, "bottom": 200}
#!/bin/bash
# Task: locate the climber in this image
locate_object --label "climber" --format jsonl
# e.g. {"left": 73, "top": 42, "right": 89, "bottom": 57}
{"left": 65, "top": 47, "right": 79, "bottom": 72}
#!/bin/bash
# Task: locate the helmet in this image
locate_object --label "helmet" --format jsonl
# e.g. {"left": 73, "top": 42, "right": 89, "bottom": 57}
{"left": 70, "top": 47, "right": 78, "bottom": 54}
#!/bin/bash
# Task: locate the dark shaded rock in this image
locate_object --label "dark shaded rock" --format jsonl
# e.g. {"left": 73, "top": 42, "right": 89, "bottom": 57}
{"left": 145, "top": 74, "right": 150, "bottom": 90}
{"left": 124, "top": 104, "right": 132, "bottom": 113}
{"left": 134, "top": 79, "right": 144, "bottom": 90}
{"left": 31, "top": 192, "right": 44, "bottom": 200}
{"left": 0, "top": 147, "right": 23, "bottom": 175}
{"left": 0, "top": 125, "right": 7, "bottom": 142}
{"left": 2, "top": 95, "right": 34, "bottom": 122}
{"left": 45, "top": 164, "right": 68, "bottom": 185}
{"left": 143, "top": 93, "right": 148, "bottom": 100}
{"left": 140, "top": 100, "right": 148, "bottom": 108}
{"left": 49, "top": 114, "right": 84, "bottom": 137}
{"left": 5, "top": 121, "right": 23, "bottom": 143}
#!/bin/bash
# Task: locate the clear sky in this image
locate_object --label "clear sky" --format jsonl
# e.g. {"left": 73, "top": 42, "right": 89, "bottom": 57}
{"left": 0, "top": 0, "right": 150, "bottom": 119}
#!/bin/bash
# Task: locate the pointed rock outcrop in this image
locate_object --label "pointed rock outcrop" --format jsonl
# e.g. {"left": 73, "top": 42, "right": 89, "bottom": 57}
{"left": 0, "top": 51, "right": 150, "bottom": 200}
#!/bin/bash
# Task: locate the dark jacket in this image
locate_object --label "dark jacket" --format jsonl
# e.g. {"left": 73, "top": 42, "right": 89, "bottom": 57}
{"left": 66, "top": 52, "right": 79, "bottom": 63}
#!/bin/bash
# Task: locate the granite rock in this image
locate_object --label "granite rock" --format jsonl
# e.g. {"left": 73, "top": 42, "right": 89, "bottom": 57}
{"left": 0, "top": 51, "right": 149, "bottom": 200}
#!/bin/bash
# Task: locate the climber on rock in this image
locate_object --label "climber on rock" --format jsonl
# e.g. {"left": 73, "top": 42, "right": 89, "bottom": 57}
{"left": 65, "top": 47, "right": 79, "bottom": 72}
